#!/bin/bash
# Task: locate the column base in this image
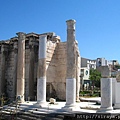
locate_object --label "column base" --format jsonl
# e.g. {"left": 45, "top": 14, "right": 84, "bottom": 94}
{"left": 114, "top": 103, "right": 120, "bottom": 109}
{"left": 76, "top": 96, "right": 80, "bottom": 102}
{"left": 76, "top": 100, "right": 80, "bottom": 103}
{"left": 98, "top": 106, "right": 113, "bottom": 112}
{"left": 62, "top": 103, "right": 80, "bottom": 112}
{"left": 34, "top": 101, "right": 48, "bottom": 108}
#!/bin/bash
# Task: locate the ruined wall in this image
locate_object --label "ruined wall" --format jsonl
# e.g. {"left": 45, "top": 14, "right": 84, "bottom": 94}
{"left": 55, "top": 42, "right": 67, "bottom": 100}
{"left": 5, "top": 48, "right": 15, "bottom": 100}
{"left": 46, "top": 40, "right": 57, "bottom": 82}
{"left": 25, "top": 38, "right": 39, "bottom": 101}
{"left": 46, "top": 40, "right": 67, "bottom": 100}
{"left": 0, "top": 43, "right": 17, "bottom": 101}
{"left": 46, "top": 40, "right": 58, "bottom": 100}
{"left": 0, "top": 35, "right": 39, "bottom": 101}
{"left": 0, "top": 32, "right": 80, "bottom": 102}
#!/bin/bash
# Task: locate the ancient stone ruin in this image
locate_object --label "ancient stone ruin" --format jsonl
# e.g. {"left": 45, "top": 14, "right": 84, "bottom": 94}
{"left": 0, "top": 20, "right": 80, "bottom": 103}
{"left": 2, "top": 19, "right": 120, "bottom": 120}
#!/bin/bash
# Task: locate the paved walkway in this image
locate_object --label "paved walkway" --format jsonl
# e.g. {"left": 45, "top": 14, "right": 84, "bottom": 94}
{"left": 1, "top": 97, "right": 120, "bottom": 119}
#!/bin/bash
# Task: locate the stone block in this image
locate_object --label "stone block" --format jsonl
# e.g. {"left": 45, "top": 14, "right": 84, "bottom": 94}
{"left": 46, "top": 57, "right": 52, "bottom": 62}
{"left": 55, "top": 82, "right": 66, "bottom": 99}
{"left": 47, "top": 49, "right": 54, "bottom": 53}
{"left": 49, "top": 62, "right": 57, "bottom": 66}
{"left": 47, "top": 53, "right": 54, "bottom": 58}
{"left": 49, "top": 98, "right": 56, "bottom": 104}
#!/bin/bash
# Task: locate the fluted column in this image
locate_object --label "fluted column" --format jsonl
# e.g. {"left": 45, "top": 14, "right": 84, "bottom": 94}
{"left": 0, "top": 44, "right": 8, "bottom": 96}
{"left": 16, "top": 32, "right": 26, "bottom": 102}
{"left": 37, "top": 35, "right": 47, "bottom": 105}
{"left": 12, "top": 41, "right": 18, "bottom": 101}
{"left": 28, "top": 38, "right": 35, "bottom": 100}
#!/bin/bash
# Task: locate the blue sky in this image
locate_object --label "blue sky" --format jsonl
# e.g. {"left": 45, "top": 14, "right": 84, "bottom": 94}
{"left": 0, "top": 0, "right": 120, "bottom": 61}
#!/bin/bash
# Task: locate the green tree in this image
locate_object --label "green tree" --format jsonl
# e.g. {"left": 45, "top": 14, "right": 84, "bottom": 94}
{"left": 89, "top": 69, "right": 101, "bottom": 91}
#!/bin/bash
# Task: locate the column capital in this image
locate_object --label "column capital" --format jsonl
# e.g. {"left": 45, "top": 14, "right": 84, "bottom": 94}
{"left": 16, "top": 32, "right": 26, "bottom": 40}
{"left": 66, "top": 19, "right": 76, "bottom": 29}
{"left": 66, "top": 19, "right": 76, "bottom": 23}
{"left": 39, "top": 34, "right": 47, "bottom": 40}
{"left": 16, "top": 32, "right": 26, "bottom": 36}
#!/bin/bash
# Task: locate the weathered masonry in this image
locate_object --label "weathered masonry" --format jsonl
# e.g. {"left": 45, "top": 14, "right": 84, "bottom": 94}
{"left": 0, "top": 20, "right": 81, "bottom": 102}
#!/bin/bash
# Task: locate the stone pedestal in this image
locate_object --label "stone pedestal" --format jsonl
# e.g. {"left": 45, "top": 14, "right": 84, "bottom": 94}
{"left": 114, "top": 82, "right": 120, "bottom": 109}
{"left": 16, "top": 32, "right": 26, "bottom": 103}
{"left": 112, "top": 78, "right": 116, "bottom": 105}
{"left": 37, "top": 35, "right": 47, "bottom": 106}
{"left": 63, "top": 79, "right": 79, "bottom": 111}
{"left": 99, "top": 78, "right": 113, "bottom": 111}
{"left": 66, "top": 78, "right": 76, "bottom": 106}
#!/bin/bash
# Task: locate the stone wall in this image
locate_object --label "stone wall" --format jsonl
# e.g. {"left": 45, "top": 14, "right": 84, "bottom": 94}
{"left": 46, "top": 40, "right": 57, "bottom": 100}
{"left": 55, "top": 42, "right": 67, "bottom": 100}
{"left": 46, "top": 41, "right": 67, "bottom": 100}
{"left": 6, "top": 49, "right": 15, "bottom": 100}
{"left": 0, "top": 36, "right": 39, "bottom": 101}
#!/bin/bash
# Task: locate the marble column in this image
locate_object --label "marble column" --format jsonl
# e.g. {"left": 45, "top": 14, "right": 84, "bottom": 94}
{"left": 100, "top": 78, "right": 113, "bottom": 111}
{"left": 64, "top": 19, "right": 78, "bottom": 110}
{"left": 16, "top": 32, "right": 26, "bottom": 102}
{"left": 28, "top": 38, "right": 35, "bottom": 100}
{"left": 12, "top": 41, "right": 18, "bottom": 101}
{"left": 0, "top": 44, "right": 8, "bottom": 96}
{"left": 37, "top": 35, "right": 47, "bottom": 105}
